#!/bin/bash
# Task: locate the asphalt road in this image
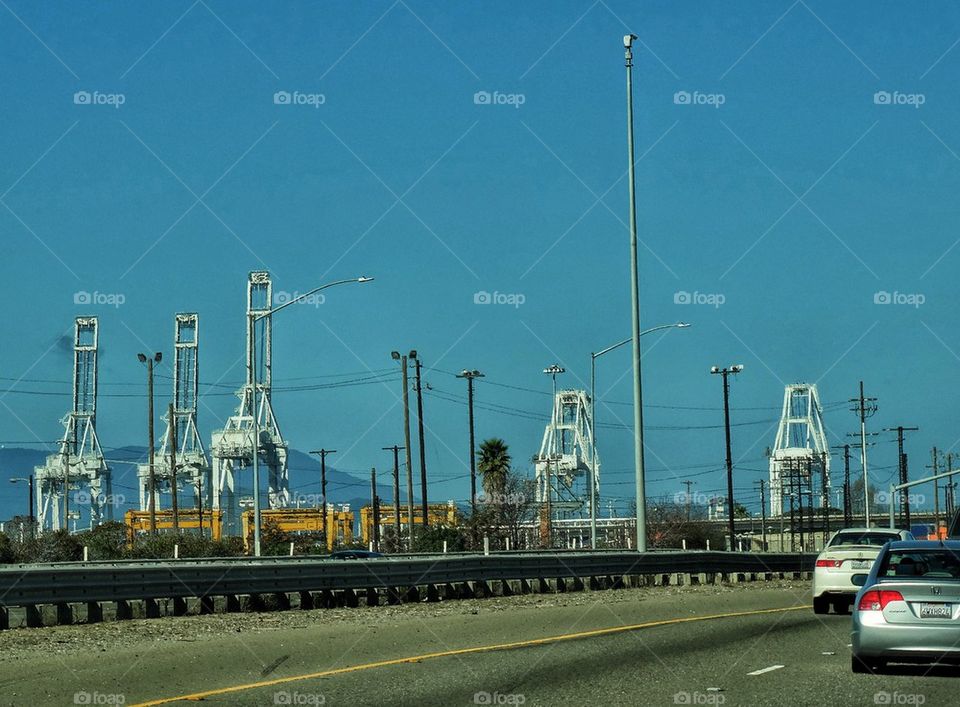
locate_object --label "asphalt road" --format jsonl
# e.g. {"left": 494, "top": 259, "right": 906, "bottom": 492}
{"left": 3, "top": 584, "right": 958, "bottom": 706}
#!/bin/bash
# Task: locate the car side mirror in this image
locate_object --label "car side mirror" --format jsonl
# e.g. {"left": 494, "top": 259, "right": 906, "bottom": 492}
{"left": 851, "top": 573, "right": 868, "bottom": 587}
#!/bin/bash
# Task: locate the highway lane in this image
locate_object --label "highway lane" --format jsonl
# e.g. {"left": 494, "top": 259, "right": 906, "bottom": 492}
{"left": 3, "top": 584, "right": 958, "bottom": 706}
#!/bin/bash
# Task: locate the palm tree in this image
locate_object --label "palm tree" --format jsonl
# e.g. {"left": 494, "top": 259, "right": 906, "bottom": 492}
{"left": 477, "top": 438, "right": 511, "bottom": 500}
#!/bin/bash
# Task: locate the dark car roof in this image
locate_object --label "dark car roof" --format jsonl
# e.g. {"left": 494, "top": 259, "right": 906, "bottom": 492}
{"left": 884, "top": 540, "right": 960, "bottom": 551}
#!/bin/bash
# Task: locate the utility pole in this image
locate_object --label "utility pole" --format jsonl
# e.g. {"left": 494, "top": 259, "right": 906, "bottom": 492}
{"left": 382, "top": 445, "right": 404, "bottom": 551}
{"left": 457, "top": 370, "right": 484, "bottom": 513}
{"left": 850, "top": 382, "right": 878, "bottom": 526}
{"left": 932, "top": 447, "right": 941, "bottom": 538}
{"left": 755, "top": 479, "right": 767, "bottom": 550}
{"left": 820, "top": 452, "right": 829, "bottom": 546}
{"left": 797, "top": 460, "right": 805, "bottom": 552}
{"left": 310, "top": 449, "right": 336, "bottom": 548}
{"left": 948, "top": 454, "right": 955, "bottom": 517}
{"left": 411, "top": 353, "right": 429, "bottom": 528}
{"left": 169, "top": 402, "right": 179, "bottom": 533}
{"left": 788, "top": 460, "right": 797, "bottom": 551}
{"left": 711, "top": 364, "right": 744, "bottom": 550}
{"left": 843, "top": 444, "right": 852, "bottom": 525}
{"left": 370, "top": 467, "right": 380, "bottom": 553}
{"left": 682, "top": 480, "right": 694, "bottom": 522}
{"left": 61, "top": 440, "right": 70, "bottom": 533}
{"left": 884, "top": 426, "right": 918, "bottom": 529}
{"left": 138, "top": 352, "right": 162, "bottom": 534}
{"left": 391, "top": 351, "right": 415, "bottom": 550}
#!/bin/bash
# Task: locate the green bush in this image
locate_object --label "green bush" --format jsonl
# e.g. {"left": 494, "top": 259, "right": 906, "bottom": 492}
{"left": 0, "top": 533, "right": 15, "bottom": 563}
{"left": 75, "top": 521, "right": 128, "bottom": 560}
{"left": 412, "top": 525, "right": 468, "bottom": 553}
{"left": 18, "top": 530, "right": 83, "bottom": 563}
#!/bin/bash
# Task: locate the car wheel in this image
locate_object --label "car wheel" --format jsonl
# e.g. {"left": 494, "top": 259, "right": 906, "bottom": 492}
{"left": 813, "top": 595, "right": 831, "bottom": 614}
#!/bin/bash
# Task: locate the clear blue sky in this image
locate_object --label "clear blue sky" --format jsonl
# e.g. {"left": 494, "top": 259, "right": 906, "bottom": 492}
{"left": 2, "top": 1, "right": 960, "bottom": 519}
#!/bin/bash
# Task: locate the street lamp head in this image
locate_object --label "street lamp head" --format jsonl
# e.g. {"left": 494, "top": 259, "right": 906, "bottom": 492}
{"left": 391, "top": 351, "right": 401, "bottom": 361}
{"left": 409, "top": 350, "right": 417, "bottom": 360}
{"left": 675, "top": 322, "right": 691, "bottom": 328}
{"left": 457, "top": 369, "right": 484, "bottom": 379}
{"left": 731, "top": 364, "right": 744, "bottom": 374}
{"left": 137, "top": 353, "right": 147, "bottom": 363}
{"left": 357, "top": 276, "right": 374, "bottom": 283}
{"left": 710, "top": 366, "right": 720, "bottom": 374}
{"left": 154, "top": 352, "right": 162, "bottom": 363}
{"left": 543, "top": 364, "right": 565, "bottom": 375}
{"left": 623, "top": 33, "right": 637, "bottom": 48}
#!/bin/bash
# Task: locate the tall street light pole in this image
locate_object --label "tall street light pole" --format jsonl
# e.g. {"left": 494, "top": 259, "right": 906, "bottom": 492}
{"left": 542, "top": 364, "right": 565, "bottom": 528}
{"left": 711, "top": 364, "right": 744, "bottom": 550}
{"left": 457, "top": 370, "right": 484, "bottom": 512}
{"left": 137, "top": 351, "right": 163, "bottom": 535}
{"left": 250, "top": 276, "right": 373, "bottom": 557}
{"left": 410, "top": 352, "right": 429, "bottom": 528}
{"left": 391, "top": 350, "right": 415, "bottom": 549}
{"left": 624, "top": 33, "right": 648, "bottom": 553}
{"left": 590, "top": 323, "right": 690, "bottom": 548}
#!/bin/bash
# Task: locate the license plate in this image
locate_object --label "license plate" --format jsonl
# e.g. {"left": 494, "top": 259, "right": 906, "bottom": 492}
{"left": 851, "top": 560, "right": 870, "bottom": 569}
{"left": 920, "top": 603, "right": 952, "bottom": 619}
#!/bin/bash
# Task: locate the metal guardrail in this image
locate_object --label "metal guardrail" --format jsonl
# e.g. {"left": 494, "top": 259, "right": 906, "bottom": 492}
{"left": 0, "top": 551, "right": 812, "bottom": 609}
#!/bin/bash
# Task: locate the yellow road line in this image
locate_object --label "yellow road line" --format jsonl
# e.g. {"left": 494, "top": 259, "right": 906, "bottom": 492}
{"left": 132, "top": 604, "right": 808, "bottom": 706}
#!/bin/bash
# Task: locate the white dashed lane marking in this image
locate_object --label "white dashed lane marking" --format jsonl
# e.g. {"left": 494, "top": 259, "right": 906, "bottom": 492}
{"left": 747, "top": 665, "right": 785, "bottom": 676}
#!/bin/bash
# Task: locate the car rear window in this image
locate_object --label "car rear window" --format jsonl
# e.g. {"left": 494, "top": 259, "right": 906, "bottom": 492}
{"left": 829, "top": 532, "right": 900, "bottom": 547}
{"left": 877, "top": 549, "right": 960, "bottom": 580}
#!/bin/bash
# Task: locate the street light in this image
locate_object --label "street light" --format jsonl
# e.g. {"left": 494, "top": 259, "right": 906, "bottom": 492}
{"left": 10, "top": 476, "right": 34, "bottom": 539}
{"left": 623, "top": 32, "right": 648, "bottom": 552}
{"left": 589, "top": 323, "right": 690, "bottom": 548}
{"left": 250, "top": 276, "right": 373, "bottom": 557}
{"left": 137, "top": 352, "right": 163, "bottom": 534}
{"left": 711, "top": 364, "right": 744, "bottom": 551}
{"left": 456, "top": 369, "right": 484, "bottom": 511}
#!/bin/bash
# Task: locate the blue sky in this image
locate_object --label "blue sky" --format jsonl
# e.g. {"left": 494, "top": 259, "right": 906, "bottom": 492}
{"left": 2, "top": 1, "right": 960, "bottom": 521}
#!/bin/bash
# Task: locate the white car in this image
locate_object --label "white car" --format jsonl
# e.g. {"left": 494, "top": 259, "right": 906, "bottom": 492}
{"left": 813, "top": 527, "right": 914, "bottom": 614}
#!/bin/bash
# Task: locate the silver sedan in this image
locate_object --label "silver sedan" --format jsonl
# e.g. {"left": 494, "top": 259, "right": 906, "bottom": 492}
{"left": 851, "top": 540, "right": 960, "bottom": 672}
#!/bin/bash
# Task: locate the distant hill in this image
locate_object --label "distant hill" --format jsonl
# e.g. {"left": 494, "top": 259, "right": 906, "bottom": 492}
{"left": 0, "top": 446, "right": 399, "bottom": 524}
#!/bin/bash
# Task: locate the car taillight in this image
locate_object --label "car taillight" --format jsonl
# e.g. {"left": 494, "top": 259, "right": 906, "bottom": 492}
{"left": 857, "top": 590, "right": 904, "bottom": 611}
{"left": 816, "top": 559, "right": 843, "bottom": 568}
